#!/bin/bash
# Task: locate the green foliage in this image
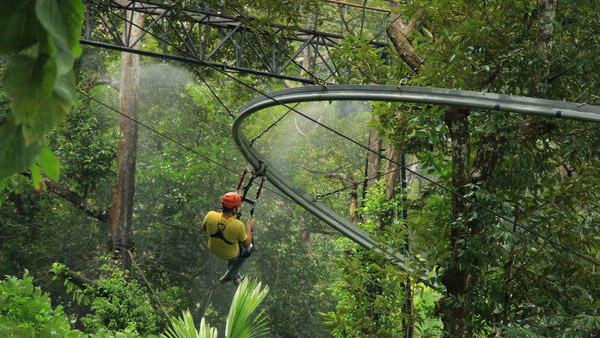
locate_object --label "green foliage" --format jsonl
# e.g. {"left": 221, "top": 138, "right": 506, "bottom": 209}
{"left": 225, "top": 278, "right": 269, "bottom": 338}
{"left": 162, "top": 310, "right": 218, "bottom": 338}
{"left": 0, "top": 0, "right": 83, "bottom": 182}
{"left": 1, "top": 1, "right": 598, "bottom": 337}
{"left": 50, "top": 262, "right": 164, "bottom": 336}
{"left": 412, "top": 286, "right": 443, "bottom": 337}
{"left": 50, "top": 99, "right": 116, "bottom": 195}
{"left": 162, "top": 278, "right": 269, "bottom": 338}
{"left": 0, "top": 271, "right": 85, "bottom": 337}
{"left": 80, "top": 265, "right": 162, "bottom": 336}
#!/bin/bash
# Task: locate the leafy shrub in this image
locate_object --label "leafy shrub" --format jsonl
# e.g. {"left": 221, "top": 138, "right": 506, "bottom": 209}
{"left": 81, "top": 265, "right": 162, "bottom": 336}
{"left": 0, "top": 271, "right": 85, "bottom": 337}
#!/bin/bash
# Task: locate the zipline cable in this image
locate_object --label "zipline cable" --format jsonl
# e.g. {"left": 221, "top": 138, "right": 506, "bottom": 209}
{"left": 81, "top": 91, "right": 238, "bottom": 173}
{"left": 79, "top": 90, "right": 294, "bottom": 204}
{"left": 248, "top": 103, "right": 301, "bottom": 146}
{"left": 314, "top": 161, "right": 419, "bottom": 199}
{"left": 178, "top": 41, "right": 600, "bottom": 267}
{"left": 231, "top": 86, "right": 600, "bottom": 268}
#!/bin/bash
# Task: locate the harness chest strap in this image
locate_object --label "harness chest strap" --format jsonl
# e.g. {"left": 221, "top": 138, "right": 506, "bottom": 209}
{"left": 209, "top": 213, "right": 236, "bottom": 245}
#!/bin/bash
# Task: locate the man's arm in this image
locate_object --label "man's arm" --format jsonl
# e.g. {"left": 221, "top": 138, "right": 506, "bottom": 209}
{"left": 241, "top": 217, "right": 254, "bottom": 248}
{"left": 201, "top": 212, "right": 210, "bottom": 232}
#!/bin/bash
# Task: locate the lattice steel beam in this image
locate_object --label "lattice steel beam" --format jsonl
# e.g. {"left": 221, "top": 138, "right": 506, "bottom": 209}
{"left": 81, "top": 0, "right": 390, "bottom": 83}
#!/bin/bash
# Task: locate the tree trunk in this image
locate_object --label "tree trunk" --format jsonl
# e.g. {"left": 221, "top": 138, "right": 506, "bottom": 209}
{"left": 502, "top": 0, "right": 556, "bottom": 329}
{"left": 502, "top": 199, "right": 521, "bottom": 327}
{"left": 384, "top": 145, "right": 403, "bottom": 199}
{"left": 366, "top": 123, "right": 383, "bottom": 186}
{"left": 400, "top": 153, "right": 414, "bottom": 338}
{"left": 439, "top": 107, "right": 472, "bottom": 337}
{"left": 532, "top": 0, "right": 556, "bottom": 96}
{"left": 110, "top": 10, "right": 145, "bottom": 270}
{"left": 524, "top": 0, "right": 557, "bottom": 137}
{"left": 349, "top": 183, "right": 358, "bottom": 223}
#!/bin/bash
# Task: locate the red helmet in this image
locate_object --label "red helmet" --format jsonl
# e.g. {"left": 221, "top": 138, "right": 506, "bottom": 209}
{"left": 221, "top": 192, "right": 242, "bottom": 209}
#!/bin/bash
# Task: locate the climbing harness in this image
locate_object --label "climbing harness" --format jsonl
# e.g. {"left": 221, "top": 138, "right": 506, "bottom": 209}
{"left": 209, "top": 213, "right": 236, "bottom": 245}
{"left": 207, "top": 163, "right": 266, "bottom": 256}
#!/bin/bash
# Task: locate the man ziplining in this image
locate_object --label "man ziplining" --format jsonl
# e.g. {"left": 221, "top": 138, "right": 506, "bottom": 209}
{"left": 202, "top": 192, "right": 254, "bottom": 285}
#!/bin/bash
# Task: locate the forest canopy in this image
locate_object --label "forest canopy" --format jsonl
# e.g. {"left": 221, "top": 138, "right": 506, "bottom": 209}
{"left": 1, "top": 0, "right": 599, "bottom": 337}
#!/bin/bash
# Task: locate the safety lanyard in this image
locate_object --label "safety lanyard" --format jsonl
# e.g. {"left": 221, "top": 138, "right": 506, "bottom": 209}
{"left": 236, "top": 165, "right": 266, "bottom": 217}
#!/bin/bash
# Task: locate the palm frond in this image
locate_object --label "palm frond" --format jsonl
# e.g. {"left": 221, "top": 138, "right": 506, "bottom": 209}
{"left": 225, "top": 278, "right": 270, "bottom": 338}
{"left": 162, "top": 309, "right": 218, "bottom": 338}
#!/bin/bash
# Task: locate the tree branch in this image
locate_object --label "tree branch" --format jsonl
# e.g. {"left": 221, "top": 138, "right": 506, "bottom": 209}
{"left": 45, "top": 179, "right": 110, "bottom": 223}
{"left": 23, "top": 173, "right": 109, "bottom": 223}
{"left": 52, "top": 265, "right": 97, "bottom": 288}
{"left": 386, "top": 4, "right": 424, "bottom": 72}
{"left": 94, "top": 73, "right": 120, "bottom": 91}
{"left": 303, "top": 166, "right": 353, "bottom": 183}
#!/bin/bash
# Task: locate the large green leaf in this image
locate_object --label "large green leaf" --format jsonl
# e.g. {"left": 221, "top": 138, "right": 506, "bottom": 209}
{"left": 0, "top": 117, "right": 43, "bottom": 179}
{"left": 35, "top": 0, "right": 83, "bottom": 74}
{"left": 4, "top": 53, "right": 60, "bottom": 144}
{"left": 161, "top": 309, "right": 218, "bottom": 338}
{"left": 37, "top": 146, "right": 60, "bottom": 181}
{"left": 53, "top": 70, "right": 76, "bottom": 104}
{"left": 226, "top": 279, "right": 270, "bottom": 338}
{"left": 29, "top": 161, "right": 43, "bottom": 191}
{"left": 0, "top": 1, "right": 37, "bottom": 53}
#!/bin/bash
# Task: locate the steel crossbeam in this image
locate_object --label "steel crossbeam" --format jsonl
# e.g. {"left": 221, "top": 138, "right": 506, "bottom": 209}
{"left": 81, "top": 0, "right": 390, "bottom": 83}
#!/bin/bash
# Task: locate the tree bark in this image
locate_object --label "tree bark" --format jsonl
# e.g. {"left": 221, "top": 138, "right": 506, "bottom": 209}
{"left": 349, "top": 183, "right": 358, "bottom": 223}
{"left": 45, "top": 179, "right": 109, "bottom": 223}
{"left": 440, "top": 107, "right": 472, "bottom": 337}
{"left": 384, "top": 145, "right": 403, "bottom": 200}
{"left": 386, "top": 5, "right": 423, "bottom": 73}
{"left": 399, "top": 153, "right": 414, "bottom": 338}
{"left": 110, "top": 10, "right": 144, "bottom": 270}
{"left": 523, "top": 0, "right": 557, "bottom": 138}
{"left": 532, "top": 0, "right": 556, "bottom": 96}
{"left": 366, "top": 123, "right": 383, "bottom": 187}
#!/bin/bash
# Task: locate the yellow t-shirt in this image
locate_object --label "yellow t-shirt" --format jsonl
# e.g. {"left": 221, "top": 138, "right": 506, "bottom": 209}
{"left": 203, "top": 211, "right": 247, "bottom": 260}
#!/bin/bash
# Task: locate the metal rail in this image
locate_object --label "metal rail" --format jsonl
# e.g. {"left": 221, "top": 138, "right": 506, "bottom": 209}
{"left": 233, "top": 85, "right": 600, "bottom": 277}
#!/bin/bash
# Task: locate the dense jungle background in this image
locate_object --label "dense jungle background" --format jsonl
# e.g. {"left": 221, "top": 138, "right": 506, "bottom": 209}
{"left": 0, "top": 0, "right": 599, "bottom": 337}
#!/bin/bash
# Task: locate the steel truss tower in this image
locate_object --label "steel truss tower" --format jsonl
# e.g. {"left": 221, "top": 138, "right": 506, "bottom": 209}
{"left": 82, "top": 0, "right": 390, "bottom": 84}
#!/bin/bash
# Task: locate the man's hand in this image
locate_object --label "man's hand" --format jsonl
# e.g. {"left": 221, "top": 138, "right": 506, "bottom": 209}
{"left": 241, "top": 217, "right": 255, "bottom": 248}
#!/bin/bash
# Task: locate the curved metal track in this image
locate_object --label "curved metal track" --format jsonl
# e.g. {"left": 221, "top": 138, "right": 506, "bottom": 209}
{"left": 233, "top": 85, "right": 600, "bottom": 276}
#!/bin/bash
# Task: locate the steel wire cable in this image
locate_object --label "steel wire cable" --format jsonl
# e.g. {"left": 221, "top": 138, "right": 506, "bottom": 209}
{"left": 81, "top": 7, "right": 432, "bottom": 274}
{"left": 314, "top": 161, "right": 420, "bottom": 199}
{"left": 248, "top": 103, "right": 300, "bottom": 146}
{"left": 95, "top": 3, "right": 600, "bottom": 267}
{"left": 79, "top": 90, "right": 294, "bottom": 204}
{"left": 139, "top": 1, "right": 237, "bottom": 119}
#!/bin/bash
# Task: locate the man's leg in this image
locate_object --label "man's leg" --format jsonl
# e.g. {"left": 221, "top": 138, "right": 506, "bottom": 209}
{"left": 226, "top": 244, "right": 252, "bottom": 277}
